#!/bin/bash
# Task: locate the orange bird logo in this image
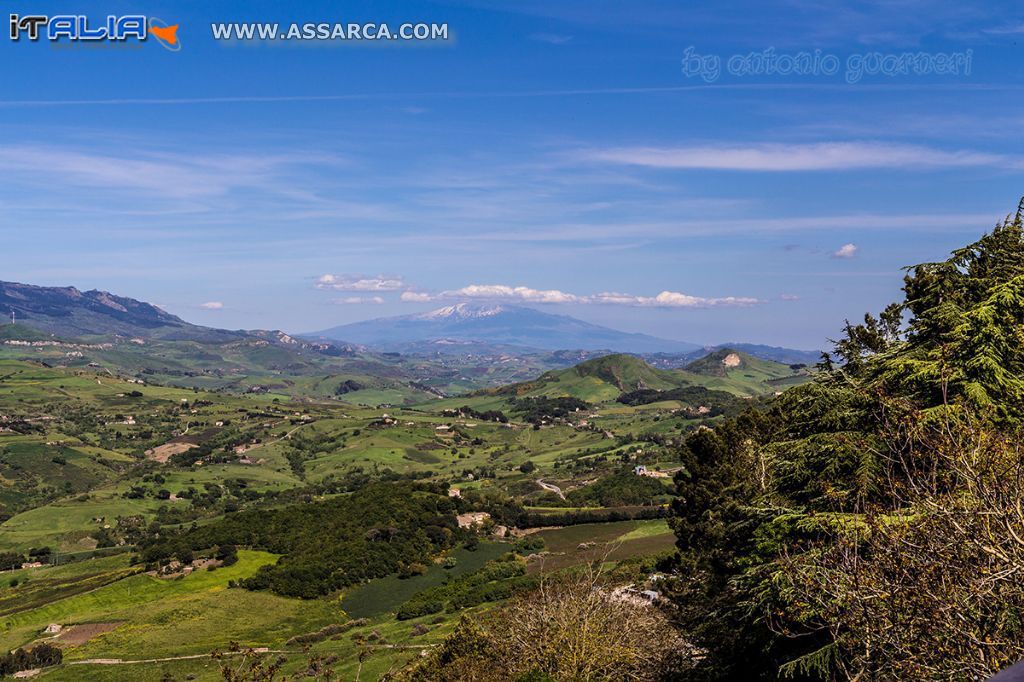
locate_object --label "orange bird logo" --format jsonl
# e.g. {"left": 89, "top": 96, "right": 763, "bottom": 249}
{"left": 148, "top": 22, "right": 179, "bottom": 48}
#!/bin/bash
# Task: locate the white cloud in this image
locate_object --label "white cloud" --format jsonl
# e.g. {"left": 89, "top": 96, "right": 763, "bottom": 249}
{"left": 583, "top": 142, "right": 1008, "bottom": 172}
{"left": 401, "top": 284, "right": 758, "bottom": 308}
{"left": 199, "top": 301, "right": 223, "bottom": 310}
{"left": 591, "top": 291, "right": 759, "bottom": 308}
{"left": 316, "top": 274, "right": 405, "bottom": 291}
{"left": 780, "top": 294, "right": 801, "bottom": 301}
{"left": 443, "top": 284, "right": 582, "bottom": 304}
{"left": 400, "top": 291, "right": 435, "bottom": 302}
{"left": 832, "top": 243, "right": 859, "bottom": 259}
{"left": 335, "top": 296, "right": 385, "bottom": 305}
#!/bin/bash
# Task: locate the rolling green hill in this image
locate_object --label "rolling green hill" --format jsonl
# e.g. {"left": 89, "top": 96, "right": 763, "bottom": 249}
{"left": 442, "top": 351, "right": 810, "bottom": 409}
{"left": 492, "top": 354, "right": 687, "bottom": 402}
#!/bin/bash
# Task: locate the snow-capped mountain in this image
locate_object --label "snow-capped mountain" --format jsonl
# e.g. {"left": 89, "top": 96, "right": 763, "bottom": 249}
{"left": 411, "top": 303, "right": 507, "bottom": 321}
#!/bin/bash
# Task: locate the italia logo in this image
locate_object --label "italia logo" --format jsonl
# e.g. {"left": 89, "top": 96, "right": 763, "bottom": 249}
{"left": 9, "top": 14, "right": 180, "bottom": 51}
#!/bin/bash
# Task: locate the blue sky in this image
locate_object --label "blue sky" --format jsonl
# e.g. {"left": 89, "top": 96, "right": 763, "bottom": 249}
{"left": 2, "top": 0, "right": 1022, "bottom": 348}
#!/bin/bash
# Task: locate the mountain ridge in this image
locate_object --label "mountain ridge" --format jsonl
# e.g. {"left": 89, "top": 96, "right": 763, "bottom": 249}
{"left": 0, "top": 280, "right": 245, "bottom": 342}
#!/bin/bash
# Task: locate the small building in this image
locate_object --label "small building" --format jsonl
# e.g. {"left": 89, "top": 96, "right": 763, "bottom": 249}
{"left": 634, "top": 465, "right": 669, "bottom": 479}
{"left": 456, "top": 512, "right": 491, "bottom": 529}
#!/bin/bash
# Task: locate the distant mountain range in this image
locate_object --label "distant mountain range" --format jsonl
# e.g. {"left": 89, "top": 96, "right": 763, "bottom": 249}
{"left": 309, "top": 303, "right": 703, "bottom": 354}
{"left": 0, "top": 280, "right": 819, "bottom": 371}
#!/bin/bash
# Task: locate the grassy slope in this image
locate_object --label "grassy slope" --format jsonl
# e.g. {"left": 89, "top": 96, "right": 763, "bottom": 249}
{"left": 0, "top": 550, "right": 342, "bottom": 657}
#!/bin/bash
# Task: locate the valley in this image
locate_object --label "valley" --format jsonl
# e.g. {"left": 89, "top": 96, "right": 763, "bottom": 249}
{"left": 0, "top": 281, "right": 811, "bottom": 679}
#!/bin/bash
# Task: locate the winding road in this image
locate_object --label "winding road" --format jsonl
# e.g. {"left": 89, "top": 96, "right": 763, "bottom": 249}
{"left": 536, "top": 479, "right": 565, "bottom": 500}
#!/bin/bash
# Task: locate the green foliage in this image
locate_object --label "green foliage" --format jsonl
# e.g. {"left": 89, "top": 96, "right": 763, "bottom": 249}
{"left": 0, "top": 551, "right": 25, "bottom": 571}
{"left": 616, "top": 385, "right": 736, "bottom": 413}
{"left": 0, "top": 642, "right": 61, "bottom": 675}
{"left": 668, "top": 205, "right": 1024, "bottom": 680}
{"left": 858, "top": 216, "right": 1024, "bottom": 421}
{"left": 396, "top": 557, "right": 531, "bottom": 620}
{"left": 512, "top": 536, "right": 545, "bottom": 555}
{"left": 509, "top": 396, "right": 591, "bottom": 424}
{"left": 136, "top": 482, "right": 462, "bottom": 598}
{"left": 566, "top": 470, "right": 672, "bottom": 507}
{"left": 442, "top": 405, "right": 508, "bottom": 423}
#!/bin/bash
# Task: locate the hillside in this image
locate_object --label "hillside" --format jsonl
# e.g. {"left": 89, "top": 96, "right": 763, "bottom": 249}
{"left": 445, "top": 351, "right": 809, "bottom": 408}
{"left": 0, "top": 281, "right": 245, "bottom": 342}
{"left": 310, "top": 303, "right": 701, "bottom": 353}
{"left": 676, "top": 347, "right": 810, "bottom": 396}
{"left": 481, "top": 354, "right": 686, "bottom": 403}
{"left": 0, "top": 324, "right": 51, "bottom": 342}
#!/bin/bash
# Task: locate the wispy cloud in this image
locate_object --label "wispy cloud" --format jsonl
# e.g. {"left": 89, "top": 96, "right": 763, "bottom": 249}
{"left": 400, "top": 291, "right": 434, "bottom": 302}
{"left": 529, "top": 32, "right": 573, "bottom": 44}
{"left": 1, "top": 83, "right": 1010, "bottom": 110}
{"left": 315, "top": 274, "right": 405, "bottom": 291}
{"left": 983, "top": 23, "right": 1024, "bottom": 35}
{"left": 199, "top": 301, "right": 224, "bottom": 310}
{"left": 0, "top": 144, "right": 341, "bottom": 200}
{"left": 582, "top": 141, "right": 1008, "bottom": 171}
